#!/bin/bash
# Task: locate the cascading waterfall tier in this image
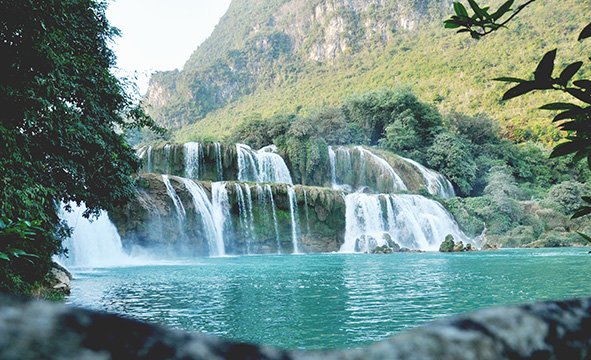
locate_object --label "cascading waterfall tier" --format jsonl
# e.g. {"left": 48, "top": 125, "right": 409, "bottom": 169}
{"left": 236, "top": 144, "right": 293, "bottom": 184}
{"left": 340, "top": 193, "right": 470, "bottom": 253}
{"left": 328, "top": 146, "right": 407, "bottom": 193}
{"left": 400, "top": 156, "right": 455, "bottom": 198}
{"left": 104, "top": 142, "right": 474, "bottom": 258}
{"left": 183, "top": 179, "right": 226, "bottom": 257}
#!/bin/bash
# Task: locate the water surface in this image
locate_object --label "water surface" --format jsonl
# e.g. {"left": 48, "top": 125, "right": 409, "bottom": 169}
{"left": 67, "top": 248, "right": 591, "bottom": 350}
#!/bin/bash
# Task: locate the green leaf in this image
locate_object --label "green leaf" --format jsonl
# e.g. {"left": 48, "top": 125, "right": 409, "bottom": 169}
{"left": 0, "top": 253, "right": 9, "bottom": 261}
{"left": 551, "top": 140, "right": 587, "bottom": 158}
{"left": 553, "top": 108, "right": 585, "bottom": 122}
{"left": 579, "top": 22, "right": 591, "bottom": 41}
{"left": 468, "top": 0, "right": 487, "bottom": 20}
{"left": 444, "top": 20, "right": 462, "bottom": 29}
{"left": 534, "top": 49, "right": 557, "bottom": 82}
{"left": 493, "top": 77, "right": 525, "bottom": 83}
{"left": 453, "top": 2, "right": 469, "bottom": 17}
{"left": 566, "top": 88, "right": 591, "bottom": 104}
{"left": 557, "top": 62, "right": 583, "bottom": 86}
{"left": 539, "top": 103, "right": 581, "bottom": 111}
{"left": 573, "top": 80, "right": 591, "bottom": 90}
{"left": 492, "top": 0, "right": 514, "bottom": 20}
{"left": 576, "top": 232, "right": 591, "bottom": 244}
{"left": 572, "top": 207, "right": 591, "bottom": 218}
{"left": 502, "top": 81, "right": 537, "bottom": 100}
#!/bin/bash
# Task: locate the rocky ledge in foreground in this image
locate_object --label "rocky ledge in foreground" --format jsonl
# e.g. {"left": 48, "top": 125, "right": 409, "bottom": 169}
{"left": 0, "top": 294, "right": 590, "bottom": 359}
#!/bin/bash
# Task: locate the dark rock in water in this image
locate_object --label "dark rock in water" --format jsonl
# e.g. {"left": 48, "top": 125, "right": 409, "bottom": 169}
{"left": 482, "top": 243, "right": 500, "bottom": 251}
{"left": 1, "top": 293, "right": 591, "bottom": 359}
{"left": 370, "top": 245, "right": 393, "bottom": 254}
{"left": 439, "top": 234, "right": 455, "bottom": 252}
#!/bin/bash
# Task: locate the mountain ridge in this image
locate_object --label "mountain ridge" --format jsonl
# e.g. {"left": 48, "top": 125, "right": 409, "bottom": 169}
{"left": 144, "top": 0, "right": 590, "bottom": 143}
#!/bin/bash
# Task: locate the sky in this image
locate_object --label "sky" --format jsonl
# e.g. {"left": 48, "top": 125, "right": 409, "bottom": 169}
{"left": 106, "top": 0, "right": 232, "bottom": 93}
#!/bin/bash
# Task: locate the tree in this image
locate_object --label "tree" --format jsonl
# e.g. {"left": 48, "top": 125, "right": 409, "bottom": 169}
{"left": 427, "top": 132, "right": 477, "bottom": 196}
{"left": 0, "top": 0, "right": 162, "bottom": 295}
{"left": 445, "top": 0, "right": 591, "bottom": 217}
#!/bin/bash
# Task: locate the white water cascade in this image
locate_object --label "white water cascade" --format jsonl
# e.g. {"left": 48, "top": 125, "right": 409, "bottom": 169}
{"left": 328, "top": 146, "right": 338, "bottom": 189}
{"left": 340, "top": 193, "right": 470, "bottom": 253}
{"left": 184, "top": 142, "right": 204, "bottom": 179}
{"left": 288, "top": 187, "right": 301, "bottom": 254}
{"left": 162, "top": 175, "right": 186, "bottom": 222}
{"left": 235, "top": 183, "right": 254, "bottom": 254}
{"left": 182, "top": 179, "right": 226, "bottom": 257}
{"left": 236, "top": 144, "right": 293, "bottom": 184}
{"left": 137, "top": 145, "right": 153, "bottom": 173}
{"left": 163, "top": 144, "right": 172, "bottom": 174}
{"left": 265, "top": 185, "right": 282, "bottom": 253}
{"left": 59, "top": 203, "right": 133, "bottom": 267}
{"left": 356, "top": 146, "right": 407, "bottom": 192}
{"left": 214, "top": 142, "right": 224, "bottom": 181}
{"left": 212, "top": 182, "right": 231, "bottom": 254}
{"left": 400, "top": 156, "right": 455, "bottom": 198}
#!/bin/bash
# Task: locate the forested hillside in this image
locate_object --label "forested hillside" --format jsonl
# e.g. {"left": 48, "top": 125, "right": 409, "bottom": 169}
{"left": 144, "top": 0, "right": 589, "bottom": 144}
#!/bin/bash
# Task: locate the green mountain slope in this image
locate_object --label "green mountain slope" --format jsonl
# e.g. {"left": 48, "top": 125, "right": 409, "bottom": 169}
{"left": 144, "top": 0, "right": 590, "bottom": 144}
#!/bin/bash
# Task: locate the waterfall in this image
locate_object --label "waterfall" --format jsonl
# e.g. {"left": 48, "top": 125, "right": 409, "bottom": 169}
{"left": 214, "top": 142, "right": 224, "bottom": 181}
{"left": 182, "top": 179, "right": 226, "bottom": 257}
{"left": 288, "top": 187, "right": 301, "bottom": 254}
{"left": 236, "top": 144, "right": 293, "bottom": 184}
{"left": 266, "top": 185, "right": 282, "bottom": 254}
{"left": 356, "top": 146, "right": 407, "bottom": 192}
{"left": 235, "top": 183, "right": 254, "bottom": 254}
{"left": 212, "top": 182, "right": 231, "bottom": 255}
{"left": 137, "top": 145, "right": 153, "bottom": 173}
{"left": 328, "top": 146, "right": 337, "bottom": 189}
{"left": 184, "top": 142, "right": 203, "bottom": 179}
{"left": 303, "top": 188, "right": 311, "bottom": 235}
{"left": 162, "top": 175, "right": 186, "bottom": 222}
{"left": 340, "top": 193, "right": 470, "bottom": 253}
{"left": 59, "top": 203, "right": 132, "bottom": 267}
{"left": 400, "top": 156, "right": 455, "bottom": 198}
{"left": 163, "top": 144, "right": 172, "bottom": 174}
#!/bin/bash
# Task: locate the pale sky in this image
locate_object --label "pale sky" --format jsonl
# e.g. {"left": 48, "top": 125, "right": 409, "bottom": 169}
{"left": 107, "top": 0, "right": 232, "bottom": 93}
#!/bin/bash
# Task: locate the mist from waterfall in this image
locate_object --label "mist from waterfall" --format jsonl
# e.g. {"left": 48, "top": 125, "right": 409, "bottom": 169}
{"left": 58, "top": 203, "right": 134, "bottom": 268}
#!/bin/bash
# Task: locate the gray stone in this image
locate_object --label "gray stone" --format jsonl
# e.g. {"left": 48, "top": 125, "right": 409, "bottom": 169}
{"left": 0, "top": 294, "right": 590, "bottom": 359}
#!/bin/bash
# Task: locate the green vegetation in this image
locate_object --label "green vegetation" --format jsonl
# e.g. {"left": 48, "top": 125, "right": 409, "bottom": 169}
{"left": 0, "top": 0, "right": 160, "bottom": 296}
{"left": 224, "top": 85, "right": 590, "bottom": 247}
{"left": 150, "top": 0, "right": 588, "bottom": 146}
{"left": 446, "top": 0, "right": 591, "bottom": 218}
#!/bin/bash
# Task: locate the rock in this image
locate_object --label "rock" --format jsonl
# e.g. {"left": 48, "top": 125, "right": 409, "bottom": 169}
{"left": 439, "top": 234, "right": 455, "bottom": 252}
{"left": 1, "top": 294, "right": 591, "bottom": 359}
{"left": 370, "top": 245, "right": 393, "bottom": 254}
{"left": 452, "top": 241, "right": 464, "bottom": 252}
{"left": 482, "top": 243, "right": 500, "bottom": 251}
{"left": 47, "top": 262, "right": 72, "bottom": 295}
{"left": 464, "top": 243, "right": 474, "bottom": 251}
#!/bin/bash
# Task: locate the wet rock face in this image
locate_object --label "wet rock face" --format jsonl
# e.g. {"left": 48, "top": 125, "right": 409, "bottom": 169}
{"left": 110, "top": 175, "right": 347, "bottom": 255}
{"left": 1, "top": 294, "right": 591, "bottom": 360}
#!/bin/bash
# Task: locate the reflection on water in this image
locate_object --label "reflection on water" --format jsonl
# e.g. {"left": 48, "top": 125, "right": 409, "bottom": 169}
{"left": 68, "top": 248, "right": 591, "bottom": 350}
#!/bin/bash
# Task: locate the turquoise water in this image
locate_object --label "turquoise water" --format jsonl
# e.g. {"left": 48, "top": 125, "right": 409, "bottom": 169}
{"left": 67, "top": 248, "right": 591, "bottom": 350}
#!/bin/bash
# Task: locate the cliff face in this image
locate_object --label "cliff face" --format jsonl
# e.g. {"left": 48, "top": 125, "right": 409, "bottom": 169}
{"left": 145, "top": 0, "right": 451, "bottom": 129}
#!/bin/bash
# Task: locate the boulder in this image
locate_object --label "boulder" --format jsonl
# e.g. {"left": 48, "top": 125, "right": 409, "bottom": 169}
{"left": 439, "top": 234, "right": 455, "bottom": 252}
{"left": 47, "top": 262, "right": 72, "bottom": 295}
{"left": 1, "top": 294, "right": 591, "bottom": 359}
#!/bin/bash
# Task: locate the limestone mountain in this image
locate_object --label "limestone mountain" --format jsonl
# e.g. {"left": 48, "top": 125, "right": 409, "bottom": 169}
{"left": 145, "top": 0, "right": 589, "bottom": 143}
